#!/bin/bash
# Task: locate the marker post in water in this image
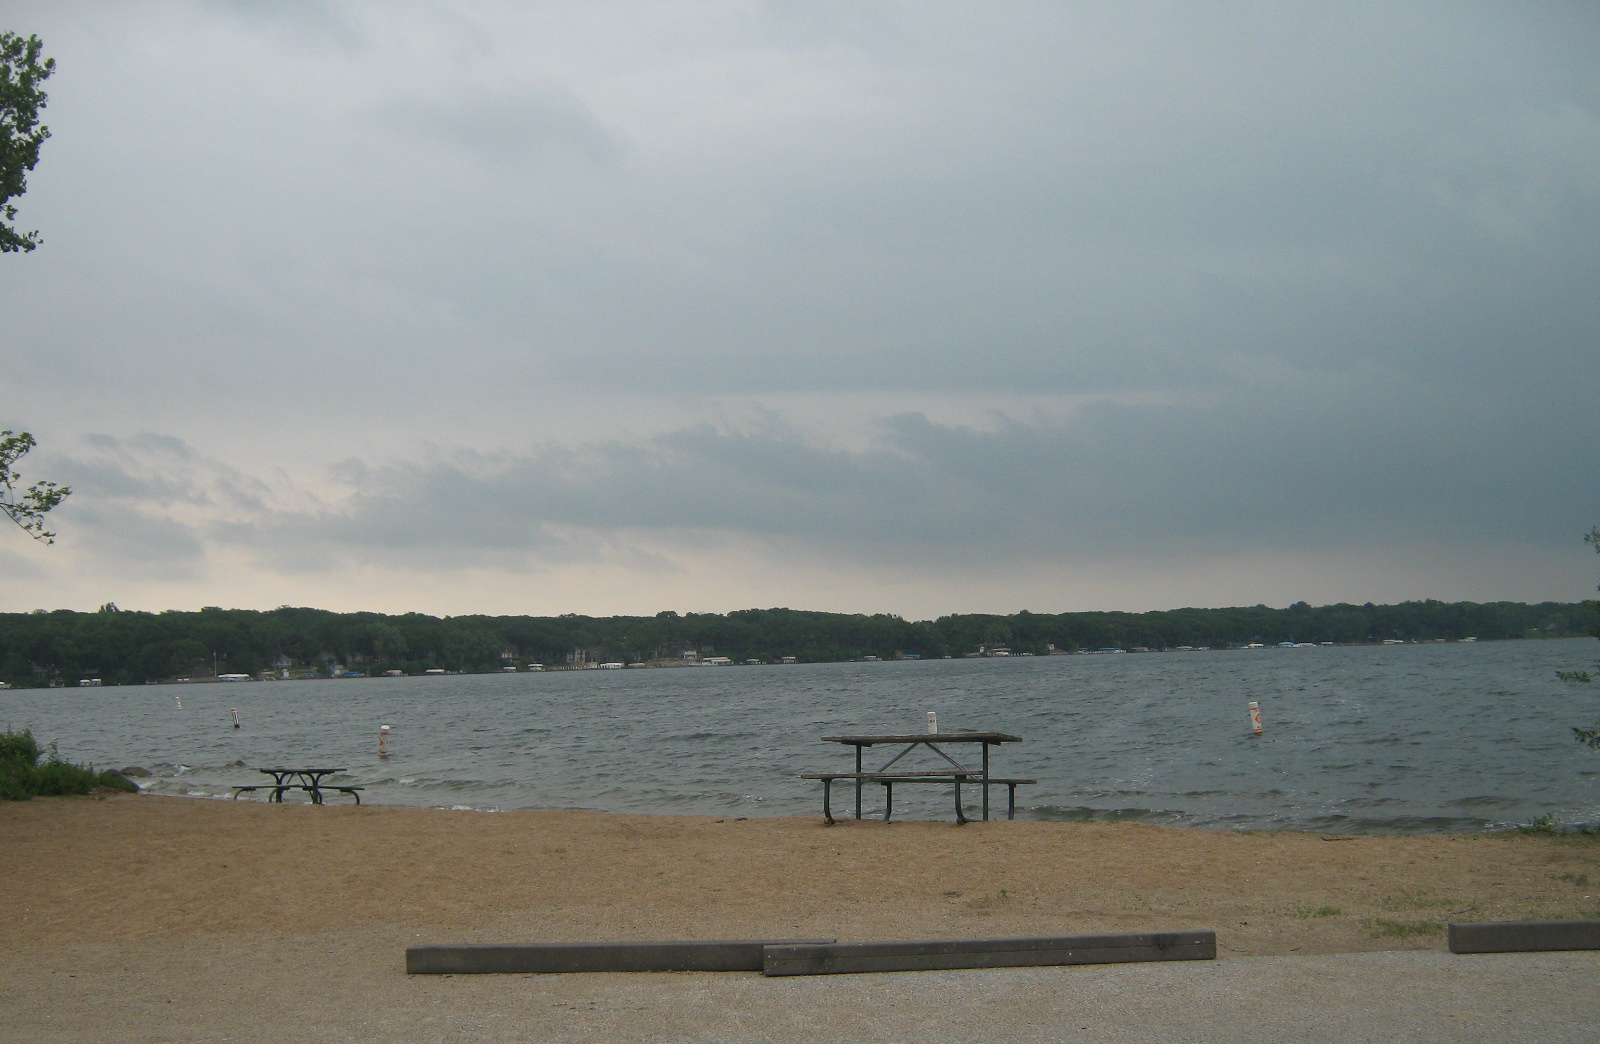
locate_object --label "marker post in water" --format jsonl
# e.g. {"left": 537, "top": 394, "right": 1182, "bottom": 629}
{"left": 927, "top": 711, "right": 938, "bottom": 734}
{"left": 1248, "top": 701, "right": 1263, "bottom": 737}
{"left": 231, "top": 708, "right": 240, "bottom": 729}
{"left": 379, "top": 723, "right": 391, "bottom": 758}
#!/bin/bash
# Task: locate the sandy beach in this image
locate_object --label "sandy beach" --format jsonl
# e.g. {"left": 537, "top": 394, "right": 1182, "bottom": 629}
{"left": 4, "top": 794, "right": 1599, "bottom": 1042}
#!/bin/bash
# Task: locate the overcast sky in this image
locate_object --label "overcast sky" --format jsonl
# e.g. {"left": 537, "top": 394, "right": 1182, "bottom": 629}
{"left": 2, "top": 1, "right": 1596, "bottom": 619}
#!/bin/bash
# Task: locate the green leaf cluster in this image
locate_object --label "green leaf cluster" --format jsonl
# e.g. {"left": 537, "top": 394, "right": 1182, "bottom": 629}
{"left": 0, "top": 430, "right": 71, "bottom": 542}
{"left": 0, "top": 31, "right": 54, "bottom": 253}
{"left": 1564, "top": 527, "right": 1600, "bottom": 748}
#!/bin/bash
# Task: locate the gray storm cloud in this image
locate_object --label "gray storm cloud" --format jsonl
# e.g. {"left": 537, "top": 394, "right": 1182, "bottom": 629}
{"left": 1, "top": 1, "right": 1595, "bottom": 616}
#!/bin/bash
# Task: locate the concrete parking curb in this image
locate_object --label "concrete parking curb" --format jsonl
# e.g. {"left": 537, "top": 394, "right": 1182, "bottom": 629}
{"left": 1448, "top": 920, "right": 1600, "bottom": 954}
{"left": 762, "top": 931, "right": 1217, "bottom": 976}
{"left": 406, "top": 939, "right": 837, "bottom": 974}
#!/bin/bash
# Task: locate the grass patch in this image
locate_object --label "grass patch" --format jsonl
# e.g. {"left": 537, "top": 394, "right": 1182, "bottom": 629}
{"left": 0, "top": 729, "right": 138, "bottom": 801}
{"left": 1377, "top": 890, "right": 1456, "bottom": 913}
{"left": 1369, "top": 918, "right": 1444, "bottom": 938}
{"left": 1513, "top": 814, "right": 1600, "bottom": 841}
{"left": 1283, "top": 905, "right": 1343, "bottom": 919}
{"left": 1519, "top": 813, "right": 1559, "bottom": 835}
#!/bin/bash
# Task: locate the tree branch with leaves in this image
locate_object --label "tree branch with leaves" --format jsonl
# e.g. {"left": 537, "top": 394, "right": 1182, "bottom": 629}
{"left": 1, "top": 31, "right": 55, "bottom": 253}
{"left": 1564, "top": 527, "right": 1600, "bottom": 747}
{"left": 0, "top": 430, "right": 69, "bottom": 543}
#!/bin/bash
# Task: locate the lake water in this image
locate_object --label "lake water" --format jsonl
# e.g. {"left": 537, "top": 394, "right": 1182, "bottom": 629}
{"left": 4, "top": 638, "right": 1598, "bottom": 833}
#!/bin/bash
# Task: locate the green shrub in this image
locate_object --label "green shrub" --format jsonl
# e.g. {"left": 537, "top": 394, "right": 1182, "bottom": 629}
{"left": 0, "top": 770, "right": 30, "bottom": 801}
{"left": 1518, "top": 813, "right": 1559, "bottom": 835}
{"left": 0, "top": 729, "right": 136, "bottom": 800}
{"left": 0, "top": 727, "right": 43, "bottom": 768}
{"left": 99, "top": 767, "right": 138, "bottom": 793}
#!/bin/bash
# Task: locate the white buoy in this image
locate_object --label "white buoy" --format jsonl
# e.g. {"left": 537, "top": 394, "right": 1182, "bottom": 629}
{"left": 379, "top": 723, "right": 391, "bottom": 758}
{"left": 175, "top": 696, "right": 182, "bottom": 710}
{"left": 1248, "top": 701, "right": 1263, "bottom": 736}
{"left": 231, "top": 708, "right": 240, "bottom": 729}
{"left": 927, "top": 711, "right": 938, "bottom": 734}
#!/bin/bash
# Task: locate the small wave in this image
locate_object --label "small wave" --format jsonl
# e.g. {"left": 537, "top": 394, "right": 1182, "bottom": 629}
{"left": 1029, "top": 804, "right": 1190, "bottom": 826}
{"left": 1445, "top": 795, "right": 1525, "bottom": 810}
{"left": 1303, "top": 813, "right": 1494, "bottom": 834}
{"left": 1025, "top": 802, "right": 1496, "bottom": 834}
{"left": 1336, "top": 796, "right": 1401, "bottom": 809}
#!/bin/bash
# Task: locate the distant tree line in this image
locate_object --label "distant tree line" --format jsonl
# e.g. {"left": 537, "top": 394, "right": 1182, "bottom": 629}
{"left": 0, "top": 599, "right": 1590, "bottom": 688}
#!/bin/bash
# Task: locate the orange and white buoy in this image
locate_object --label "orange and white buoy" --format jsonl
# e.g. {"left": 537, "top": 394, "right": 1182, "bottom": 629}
{"left": 1248, "top": 701, "right": 1263, "bottom": 737}
{"left": 379, "top": 723, "right": 391, "bottom": 758}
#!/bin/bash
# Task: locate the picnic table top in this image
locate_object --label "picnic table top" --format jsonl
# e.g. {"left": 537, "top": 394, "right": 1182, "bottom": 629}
{"left": 801, "top": 770, "right": 1039, "bottom": 780}
{"left": 258, "top": 767, "right": 347, "bottom": 777}
{"left": 820, "top": 732, "right": 1021, "bottom": 745}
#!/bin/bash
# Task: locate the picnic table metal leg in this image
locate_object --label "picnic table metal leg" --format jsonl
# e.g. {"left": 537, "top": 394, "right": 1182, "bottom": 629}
{"left": 882, "top": 781, "right": 894, "bottom": 822}
{"left": 1007, "top": 782, "right": 1018, "bottom": 820}
{"left": 853, "top": 746, "right": 863, "bottom": 820}
{"left": 953, "top": 778, "right": 968, "bottom": 825}
{"left": 981, "top": 743, "right": 991, "bottom": 821}
{"left": 821, "top": 778, "right": 836, "bottom": 825}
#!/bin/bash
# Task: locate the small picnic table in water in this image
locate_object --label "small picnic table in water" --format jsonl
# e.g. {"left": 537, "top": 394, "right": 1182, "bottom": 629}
{"left": 801, "top": 732, "right": 1031, "bottom": 825}
{"left": 232, "top": 768, "right": 364, "bottom": 804}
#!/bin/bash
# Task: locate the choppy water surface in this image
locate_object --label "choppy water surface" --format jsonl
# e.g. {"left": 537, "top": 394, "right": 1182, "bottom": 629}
{"left": 4, "top": 639, "right": 1598, "bottom": 832}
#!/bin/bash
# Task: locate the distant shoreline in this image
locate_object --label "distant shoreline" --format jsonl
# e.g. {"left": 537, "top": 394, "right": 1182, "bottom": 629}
{"left": 3, "top": 614, "right": 1589, "bottom": 689}
{"left": 94, "top": 632, "right": 1528, "bottom": 686}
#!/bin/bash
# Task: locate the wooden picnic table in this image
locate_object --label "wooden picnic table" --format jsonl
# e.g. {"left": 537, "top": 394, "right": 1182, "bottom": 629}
{"left": 802, "top": 732, "right": 1030, "bottom": 825}
{"left": 232, "top": 768, "right": 363, "bottom": 804}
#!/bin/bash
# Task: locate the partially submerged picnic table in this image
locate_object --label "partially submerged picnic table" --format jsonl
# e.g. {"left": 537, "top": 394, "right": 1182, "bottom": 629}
{"left": 232, "top": 768, "right": 364, "bottom": 804}
{"left": 802, "top": 732, "right": 1032, "bottom": 825}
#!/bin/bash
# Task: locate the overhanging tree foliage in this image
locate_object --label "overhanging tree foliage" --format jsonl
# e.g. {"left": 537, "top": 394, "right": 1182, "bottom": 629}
{"left": 0, "top": 31, "right": 53, "bottom": 253}
{"left": 1564, "top": 527, "right": 1600, "bottom": 747}
{"left": 0, "top": 430, "right": 70, "bottom": 542}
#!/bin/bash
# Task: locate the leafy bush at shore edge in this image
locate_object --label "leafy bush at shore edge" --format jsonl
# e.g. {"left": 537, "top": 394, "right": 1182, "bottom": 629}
{"left": 0, "top": 729, "right": 138, "bottom": 800}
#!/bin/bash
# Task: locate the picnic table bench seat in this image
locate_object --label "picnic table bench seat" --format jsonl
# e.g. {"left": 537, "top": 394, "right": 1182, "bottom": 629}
{"left": 801, "top": 770, "right": 1035, "bottom": 825}
{"left": 803, "top": 731, "right": 1031, "bottom": 825}
{"left": 230, "top": 782, "right": 364, "bottom": 804}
